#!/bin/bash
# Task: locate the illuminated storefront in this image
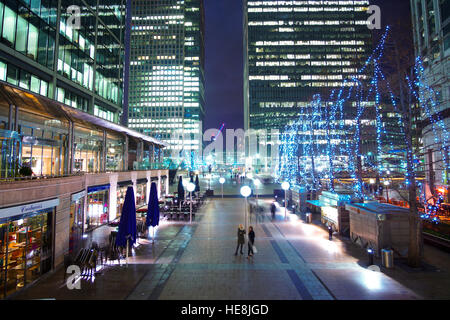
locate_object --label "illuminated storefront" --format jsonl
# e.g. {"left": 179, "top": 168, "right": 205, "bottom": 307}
{"left": 85, "top": 185, "right": 110, "bottom": 232}
{"left": 0, "top": 198, "right": 56, "bottom": 298}
{"left": 69, "top": 190, "right": 86, "bottom": 256}
{"left": 136, "top": 178, "right": 148, "bottom": 207}
{"left": 116, "top": 181, "right": 132, "bottom": 219}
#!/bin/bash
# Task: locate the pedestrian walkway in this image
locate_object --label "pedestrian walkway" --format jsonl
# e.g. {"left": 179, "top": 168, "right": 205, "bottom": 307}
{"left": 11, "top": 198, "right": 450, "bottom": 300}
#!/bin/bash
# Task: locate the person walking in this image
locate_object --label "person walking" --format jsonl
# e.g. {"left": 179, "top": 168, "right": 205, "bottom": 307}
{"left": 235, "top": 224, "right": 246, "bottom": 255}
{"left": 270, "top": 201, "right": 276, "bottom": 220}
{"left": 247, "top": 226, "right": 255, "bottom": 258}
{"left": 328, "top": 225, "right": 333, "bottom": 240}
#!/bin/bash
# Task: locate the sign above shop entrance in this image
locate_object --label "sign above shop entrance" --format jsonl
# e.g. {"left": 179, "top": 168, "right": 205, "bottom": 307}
{"left": 71, "top": 190, "right": 86, "bottom": 202}
{"left": 0, "top": 198, "right": 59, "bottom": 220}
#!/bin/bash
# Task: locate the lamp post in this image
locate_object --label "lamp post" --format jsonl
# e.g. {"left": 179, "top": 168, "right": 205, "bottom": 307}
{"left": 187, "top": 182, "right": 196, "bottom": 224}
{"left": 182, "top": 179, "right": 189, "bottom": 204}
{"left": 219, "top": 177, "right": 225, "bottom": 198}
{"left": 384, "top": 180, "right": 390, "bottom": 203}
{"left": 240, "top": 185, "right": 252, "bottom": 231}
{"left": 281, "top": 181, "right": 290, "bottom": 220}
{"left": 206, "top": 173, "right": 212, "bottom": 190}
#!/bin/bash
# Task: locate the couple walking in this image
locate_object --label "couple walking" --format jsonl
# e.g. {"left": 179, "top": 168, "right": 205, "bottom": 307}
{"left": 234, "top": 224, "right": 256, "bottom": 259}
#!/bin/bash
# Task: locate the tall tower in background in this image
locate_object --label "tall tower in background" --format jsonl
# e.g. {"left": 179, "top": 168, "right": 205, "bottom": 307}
{"left": 243, "top": 0, "right": 373, "bottom": 172}
{"left": 127, "top": 0, "right": 205, "bottom": 167}
{"left": 410, "top": 0, "right": 449, "bottom": 197}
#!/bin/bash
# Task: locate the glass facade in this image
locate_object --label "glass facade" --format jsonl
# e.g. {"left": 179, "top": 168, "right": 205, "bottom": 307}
{"left": 244, "top": 0, "right": 374, "bottom": 170}
{"left": 0, "top": 0, "right": 125, "bottom": 123}
{"left": 73, "top": 125, "right": 103, "bottom": 173}
{"left": 128, "top": 0, "right": 205, "bottom": 162}
{"left": 411, "top": 0, "right": 450, "bottom": 187}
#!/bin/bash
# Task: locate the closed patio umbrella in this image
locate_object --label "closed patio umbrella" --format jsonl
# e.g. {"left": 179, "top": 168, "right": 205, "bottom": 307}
{"left": 116, "top": 186, "right": 137, "bottom": 266}
{"left": 146, "top": 182, "right": 160, "bottom": 244}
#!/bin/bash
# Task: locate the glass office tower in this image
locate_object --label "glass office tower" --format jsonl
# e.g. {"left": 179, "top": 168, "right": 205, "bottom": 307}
{"left": 410, "top": 0, "right": 449, "bottom": 194}
{"left": 128, "top": 0, "right": 205, "bottom": 166}
{"left": 0, "top": 0, "right": 125, "bottom": 123}
{"left": 243, "top": 0, "right": 374, "bottom": 171}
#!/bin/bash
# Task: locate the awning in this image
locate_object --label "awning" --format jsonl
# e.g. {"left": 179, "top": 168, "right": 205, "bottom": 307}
{"left": 306, "top": 200, "right": 331, "bottom": 208}
{"left": 117, "top": 180, "right": 133, "bottom": 187}
{"left": 0, "top": 198, "right": 59, "bottom": 222}
{"left": 87, "top": 184, "right": 110, "bottom": 193}
{"left": 137, "top": 178, "right": 148, "bottom": 184}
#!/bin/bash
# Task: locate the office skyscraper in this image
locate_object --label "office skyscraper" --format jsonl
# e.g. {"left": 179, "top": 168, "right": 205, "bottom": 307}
{"left": 127, "top": 0, "right": 205, "bottom": 164}
{"left": 243, "top": 0, "right": 375, "bottom": 171}
{"left": 410, "top": 0, "right": 449, "bottom": 194}
{"left": 0, "top": 0, "right": 125, "bottom": 123}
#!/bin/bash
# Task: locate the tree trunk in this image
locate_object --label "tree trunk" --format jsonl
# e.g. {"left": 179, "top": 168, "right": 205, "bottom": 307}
{"left": 393, "top": 46, "right": 423, "bottom": 267}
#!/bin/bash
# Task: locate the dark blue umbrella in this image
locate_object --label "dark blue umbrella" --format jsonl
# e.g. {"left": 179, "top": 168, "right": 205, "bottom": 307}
{"left": 195, "top": 175, "right": 200, "bottom": 193}
{"left": 146, "top": 182, "right": 160, "bottom": 243}
{"left": 177, "top": 176, "right": 185, "bottom": 203}
{"left": 116, "top": 186, "right": 137, "bottom": 265}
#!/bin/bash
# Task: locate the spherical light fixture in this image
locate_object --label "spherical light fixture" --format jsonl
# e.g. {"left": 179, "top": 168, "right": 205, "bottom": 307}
{"left": 187, "top": 182, "right": 196, "bottom": 192}
{"left": 281, "top": 181, "right": 290, "bottom": 190}
{"left": 240, "top": 186, "right": 252, "bottom": 198}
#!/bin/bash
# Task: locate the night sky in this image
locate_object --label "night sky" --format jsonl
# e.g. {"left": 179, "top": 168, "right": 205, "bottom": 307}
{"left": 203, "top": 0, "right": 413, "bottom": 131}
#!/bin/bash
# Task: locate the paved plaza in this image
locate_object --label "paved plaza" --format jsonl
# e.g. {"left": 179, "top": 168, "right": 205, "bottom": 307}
{"left": 11, "top": 195, "right": 450, "bottom": 300}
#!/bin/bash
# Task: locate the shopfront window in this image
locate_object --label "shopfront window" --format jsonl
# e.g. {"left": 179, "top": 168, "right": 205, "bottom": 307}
{"left": 85, "top": 189, "right": 109, "bottom": 231}
{"left": 0, "top": 210, "right": 53, "bottom": 298}
{"left": 17, "top": 112, "right": 68, "bottom": 177}
{"left": 69, "top": 194, "right": 85, "bottom": 256}
{"left": 74, "top": 126, "right": 103, "bottom": 173}
{"left": 0, "top": 129, "right": 21, "bottom": 179}
{"left": 136, "top": 182, "right": 147, "bottom": 207}
{"left": 116, "top": 186, "right": 128, "bottom": 220}
{"left": 21, "top": 135, "right": 65, "bottom": 177}
{"left": 106, "top": 134, "right": 124, "bottom": 171}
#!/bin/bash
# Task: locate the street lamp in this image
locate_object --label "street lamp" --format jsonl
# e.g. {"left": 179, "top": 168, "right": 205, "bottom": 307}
{"left": 384, "top": 180, "right": 390, "bottom": 203}
{"left": 187, "top": 182, "right": 196, "bottom": 224}
{"left": 206, "top": 173, "right": 212, "bottom": 190}
{"left": 219, "top": 177, "right": 225, "bottom": 198}
{"left": 240, "top": 185, "right": 252, "bottom": 231}
{"left": 281, "top": 181, "right": 290, "bottom": 220}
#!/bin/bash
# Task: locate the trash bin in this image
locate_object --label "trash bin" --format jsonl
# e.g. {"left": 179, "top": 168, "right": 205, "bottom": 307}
{"left": 381, "top": 249, "right": 394, "bottom": 268}
{"left": 306, "top": 213, "right": 312, "bottom": 224}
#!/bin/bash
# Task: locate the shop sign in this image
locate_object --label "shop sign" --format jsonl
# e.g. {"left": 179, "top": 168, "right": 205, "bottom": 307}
{"left": 0, "top": 198, "right": 59, "bottom": 220}
{"left": 71, "top": 190, "right": 86, "bottom": 202}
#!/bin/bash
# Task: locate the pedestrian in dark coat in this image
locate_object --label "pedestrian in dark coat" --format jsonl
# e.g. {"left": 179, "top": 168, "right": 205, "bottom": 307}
{"left": 328, "top": 225, "right": 333, "bottom": 240}
{"left": 270, "top": 202, "right": 276, "bottom": 220}
{"left": 234, "top": 224, "right": 246, "bottom": 255}
{"left": 247, "top": 226, "right": 255, "bottom": 258}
